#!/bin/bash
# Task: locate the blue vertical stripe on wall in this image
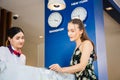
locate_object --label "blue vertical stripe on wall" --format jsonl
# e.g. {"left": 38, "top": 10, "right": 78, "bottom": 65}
{"left": 94, "top": 0, "right": 108, "bottom": 80}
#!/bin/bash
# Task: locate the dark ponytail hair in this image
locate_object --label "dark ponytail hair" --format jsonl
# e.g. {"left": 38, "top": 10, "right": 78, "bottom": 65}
{"left": 6, "top": 27, "right": 24, "bottom": 46}
{"left": 69, "top": 19, "right": 97, "bottom": 60}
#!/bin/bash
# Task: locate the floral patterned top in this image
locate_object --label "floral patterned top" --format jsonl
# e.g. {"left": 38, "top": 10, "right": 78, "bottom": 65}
{"left": 70, "top": 47, "right": 97, "bottom": 80}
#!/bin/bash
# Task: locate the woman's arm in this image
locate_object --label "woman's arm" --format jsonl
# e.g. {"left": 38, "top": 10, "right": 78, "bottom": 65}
{"left": 49, "top": 40, "right": 93, "bottom": 74}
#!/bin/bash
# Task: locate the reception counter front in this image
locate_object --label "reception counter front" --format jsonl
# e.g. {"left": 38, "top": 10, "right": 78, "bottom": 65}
{"left": 0, "top": 61, "right": 75, "bottom": 80}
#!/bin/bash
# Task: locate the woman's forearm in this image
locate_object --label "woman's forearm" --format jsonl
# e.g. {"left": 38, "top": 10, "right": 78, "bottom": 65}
{"left": 62, "top": 64, "right": 85, "bottom": 74}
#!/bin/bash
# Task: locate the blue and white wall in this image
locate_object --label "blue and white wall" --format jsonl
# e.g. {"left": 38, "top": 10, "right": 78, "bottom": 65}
{"left": 45, "top": 0, "right": 108, "bottom": 80}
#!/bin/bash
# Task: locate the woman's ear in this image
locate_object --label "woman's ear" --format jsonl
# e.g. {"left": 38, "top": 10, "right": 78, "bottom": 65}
{"left": 80, "top": 30, "right": 83, "bottom": 34}
{"left": 8, "top": 37, "right": 11, "bottom": 41}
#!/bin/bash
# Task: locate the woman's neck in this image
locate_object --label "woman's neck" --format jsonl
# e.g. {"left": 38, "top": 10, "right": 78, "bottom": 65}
{"left": 75, "top": 39, "right": 82, "bottom": 48}
{"left": 11, "top": 46, "right": 21, "bottom": 51}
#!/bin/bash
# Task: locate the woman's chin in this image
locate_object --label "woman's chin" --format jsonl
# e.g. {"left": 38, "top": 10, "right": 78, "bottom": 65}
{"left": 18, "top": 46, "right": 23, "bottom": 49}
{"left": 70, "top": 39, "right": 74, "bottom": 41}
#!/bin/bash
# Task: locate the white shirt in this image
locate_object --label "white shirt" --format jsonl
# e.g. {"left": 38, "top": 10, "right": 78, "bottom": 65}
{"left": 0, "top": 46, "right": 26, "bottom": 65}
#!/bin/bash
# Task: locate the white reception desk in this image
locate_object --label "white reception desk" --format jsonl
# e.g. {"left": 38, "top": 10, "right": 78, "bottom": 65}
{"left": 0, "top": 61, "right": 75, "bottom": 80}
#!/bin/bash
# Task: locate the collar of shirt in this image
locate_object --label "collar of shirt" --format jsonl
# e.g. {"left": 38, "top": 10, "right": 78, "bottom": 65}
{"left": 8, "top": 45, "right": 21, "bottom": 57}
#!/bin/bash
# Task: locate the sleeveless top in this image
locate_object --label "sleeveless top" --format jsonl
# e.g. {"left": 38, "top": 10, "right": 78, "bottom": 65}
{"left": 70, "top": 46, "right": 97, "bottom": 80}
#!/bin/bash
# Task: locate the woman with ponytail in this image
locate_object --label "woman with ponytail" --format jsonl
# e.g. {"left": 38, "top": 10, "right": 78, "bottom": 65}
{"left": 49, "top": 19, "right": 97, "bottom": 80}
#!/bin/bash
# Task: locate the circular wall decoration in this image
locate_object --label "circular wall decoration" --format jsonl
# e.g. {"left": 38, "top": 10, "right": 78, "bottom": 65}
{"left": 71, "top": 7, "right": 87, "bottom": 21}
{"left": 48, "top": 12, "right": 62, "bottom": 28}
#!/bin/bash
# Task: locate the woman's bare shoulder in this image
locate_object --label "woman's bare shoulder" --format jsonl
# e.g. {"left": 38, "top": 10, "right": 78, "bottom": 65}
{"left": 82, "top": 40, "right": 92, "bottom": 46}
{"left": 80, "top": 40, "right": 93, "bottom": 52}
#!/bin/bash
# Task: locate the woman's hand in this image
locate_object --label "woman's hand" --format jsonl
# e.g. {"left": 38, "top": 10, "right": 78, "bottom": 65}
{"left": 49, "top": 64, "right": 63, "bottom": 72}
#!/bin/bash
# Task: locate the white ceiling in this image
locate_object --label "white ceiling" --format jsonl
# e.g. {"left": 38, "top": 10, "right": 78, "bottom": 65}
{"left": 0, "top": 0, "right": 44, "bottom": 44}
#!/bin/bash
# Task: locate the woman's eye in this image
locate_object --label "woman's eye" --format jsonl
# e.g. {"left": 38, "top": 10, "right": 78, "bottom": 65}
{"left": 16, "top": 37, "right": 20, "bottom": 40}
{"left": 68, "top": 29, "right": 75, "bottom": 33}
{"left": 21, "top": 36, "right": 25, "bottom": 39}
{"left": 71, "top": 30, "right": 75, "bottom": 32}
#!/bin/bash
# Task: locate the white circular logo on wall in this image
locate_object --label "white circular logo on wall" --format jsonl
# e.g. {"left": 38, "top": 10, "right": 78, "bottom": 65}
{"left": 71, "top": 7, "right": 87, "bottom": 21}
{"left": 48, "top": 12, "right": 62, "bottom": 28}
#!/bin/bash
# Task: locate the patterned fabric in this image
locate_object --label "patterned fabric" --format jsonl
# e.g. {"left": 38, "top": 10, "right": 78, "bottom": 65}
{"left": 70, "top": 47, "right": 97, "bottom": 80}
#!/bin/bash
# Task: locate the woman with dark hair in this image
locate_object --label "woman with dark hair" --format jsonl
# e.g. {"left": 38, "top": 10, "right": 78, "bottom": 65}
{"left": 0, "top": 27, "right": 75, "bottom": 80}
{"left": 49, "top": 19, "right": 97, "bottom": 80}
{"left": 0, "top": 27, "right": 26, "bottom": 65}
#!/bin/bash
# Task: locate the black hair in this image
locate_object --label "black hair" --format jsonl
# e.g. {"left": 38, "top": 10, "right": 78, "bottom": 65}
{"left": 7, "top": 27, "right": 24, "bottom": 38}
